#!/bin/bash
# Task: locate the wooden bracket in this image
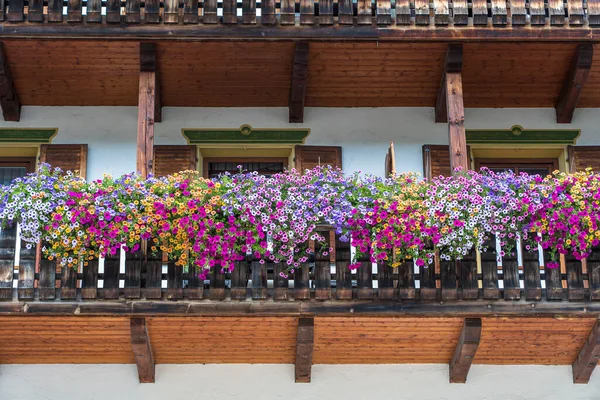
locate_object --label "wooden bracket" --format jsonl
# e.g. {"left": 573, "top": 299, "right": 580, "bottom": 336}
{"left": 436, "top": 44, "right": 468, "bottom": 174}
{"left": 573, "top": 319, "right": 600, "bottom": 383}
{"left": 289, "top": 42, "right": 309, "bottom": 124}
{"left": 556, "top": 43, "right": 593, "bottom": 124}
{"left": 130, "top": 317, "right": 155, "bottom": 383}
{"left": 295, "top": 317, "right": 314, "bottom": 383}
{"left": 449, "top": 317, "right": 482, "bottom": 383}
{"left": 0, "top": 42, "right": 21, "bottom": 122}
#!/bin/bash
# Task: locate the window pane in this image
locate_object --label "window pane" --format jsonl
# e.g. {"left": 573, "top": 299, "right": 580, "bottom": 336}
{"left": 208, "top": 162, "right": 284, "bottom": 178}
{"left": 519, "top": 167, "right": 551, "bottom": 176}
{"left": 0, "top": 167, "right": 27, "bottom": 186}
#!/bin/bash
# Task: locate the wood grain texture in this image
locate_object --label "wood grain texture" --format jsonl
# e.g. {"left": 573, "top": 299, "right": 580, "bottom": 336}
{"left": 295, "top": 317, "right": 314, "bottom": 382}
{"left": 556, "top": 44, "right": 593, "bottom": 123}
{"left": 131, "top": 317, "right": 155, "bottom": 383}
{"left": 39, "top": 144, "right": 87, "bottom": 178}
{"left": 449, "top": 318, "right": 481, "bottom": 383}
{"left": 153, "top": 145, "right": 197, "bottom": 176}
{"left": 568, "top": 146, "right": 600, "bottom": 172}
{"left": 572, "top": 320, "right": 600, "bottom": 383}
{"left": 0, "top": 317, "right": 134, "bottom": 363}
{"left": 147, "top": 317, "right": 298, "bottom": 363}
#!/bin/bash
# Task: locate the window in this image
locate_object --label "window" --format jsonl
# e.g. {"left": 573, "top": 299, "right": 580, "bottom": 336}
{"left": 203, "top": 158, "right": 287, "bottom": 179}
{"left": 0, "top": 157, "right": 35, "bottom": 185}
{"left": 475, "top": 158, "right": 559, "bottom": 177}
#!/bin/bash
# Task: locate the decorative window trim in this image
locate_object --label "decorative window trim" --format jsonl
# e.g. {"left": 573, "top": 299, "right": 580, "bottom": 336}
{"left": 182, "top": 125, "right": 310, "bottom": 145}
{"left": 466, "top": 125, "right": 580, "bottom": 145}
{"left": 0, "top": 128, "right": 58, "bottom": 143}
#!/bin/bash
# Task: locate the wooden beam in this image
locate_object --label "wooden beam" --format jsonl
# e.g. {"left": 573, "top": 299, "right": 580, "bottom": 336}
{"left": 295, "top": 317, "right": 314, "bottom": 383}
{"left": 130, "top": 317, "right": 155, "bottom": 383}
{"left": 573, "top": 319, "right": 600, "bottom": 383}
{"left": 449, "top": 318, "right": 482, "bottom": 383}
{"left": 137, "top": 43, "right": 157, "bottom": 178}
{"left": 556, "top": 44, "right": 593, "bottom": 124}
{"left": 436, "top": 44, "right": 468, "bottom": 173}
{"left": 0, "top": 42, "right": 20, "bottom": 122}
{"left": 289, "top": 42, "right": 309, "bottom": 124}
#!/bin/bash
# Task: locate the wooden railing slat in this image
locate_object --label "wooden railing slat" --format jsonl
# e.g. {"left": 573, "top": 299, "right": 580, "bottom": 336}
{"left": 433, "top": 0, "right": 449, "bottom": 25}
{"left": 510, "top": 0, "right": 527, "bottom": 25}
{"left": 589, "top": 0, "right": 600, "bottom": 26}
{"left": 231, "top": 260, "right": 248, "bottom": 300}
{"left": 529, "top": 0, "right": 547, "bottom": 25}
{"left": 6, "top": 0, "right": 23, "bottom": 21}
{"left": 440, "top": 260, "right": 457, "bottom": 301}
{"left": 47, "top": 0, "right": 63, "bottom": 22}
{"left": 251, "top": 260, "right": 268, "bottom": 300}
{"left": 377, "top": 262, "right": 395, "bottom": 300}
{"left": 420, "top": 260, "right": 436, "bottom": 301}
{"left": 376, "top": 0, "right": 392, "bottom": 25}
{"left": 567, "top": 0, "right": 585, "bottom": 26}
{"left": 502, "top": 244, "right": 520, "bottom": 300}
{"left": 204, "top": 0, "right": 218, "bottom": 23}
{"left": 414, "top": 0, "right": 430, "bottom": 25}
{"left": 0, "top": 226, "right": 15, "bottom": 300}
{"left": 144, "top": 0, "right": 161, "bottom": 24}
{"left": 262, "top": 0, "right": 277, "bottom": 24}
{"left": 566, "top": 255, "right": 585, "bottom": 301}
{"left": 60, "top": 264, "right": 77, "bottom": 300}
{"left": 451, "top": 0, "right": 468, "bottom": 25}
{"left": 273, "top": 262, "right": 289, "bottom": 301}
{"left": 144, "top": 252, "right": 162, "bottom": 300}
{"left": 125, "top": 0, "right": 141, "bottom": 23}
{"left": 222, "top": 0, "right": 237, "bottom": 24}
{"left": 186, "top": 262, "right": 204, "bottom": 300}
{"left": 398, "top": 261, "right": 415, "bottom": 299}
{"left": 103, "top": 256, "right": 120, "bottom": 300}
{"left": 490, "top": 0, "right": 507, "bottom": 25}
{"left": 545, "top": 253, "right": 564, "bottom": 300}
{"left": 588, "top": 248, "right": 600, "bottom": 300}
{"left": 167, "top": 262, "right": 183, "bottom": 300}
{"left": 210, "top": 266, "right": 225, "bottom": 300}
{"left": 458, "top": 253, "right": 478, "bottom": 300}
{"left": 471, "top": 0, "right": 488, "bottom": 25}
{"left": 315, "top": 235, "right": 332, "bottom": 300}
{"left": 281, "top": 0, "right": 296, "bottom": 24}
{"left": 242, "top": 0, "right": 257, "bottom": 24}
{"left": 27, "top": 0, "right": 44, "bottom": 22}
{"left": 548, "top": 0, "right": 565, "bottom": 25}
{"left": 481, "top": 247, "right": 500, "bottom": 299}
{"left": 125, "top": 251, "right": 142, "bottom": 299}
{"left": 164, "top": 0, "right": 180, "bottom": 24}
{"left": 523, "top": 247, "right": 542, "bottom": 301}
{"left": 300, "top": 0, "right": 315, "bottom": 24}
{"left": 81, "top": 260, "right": 99, "bottom": 300}
{"left": 67, "top": 0, "right": 83, "bottom": 22}
{"left": 17, "top": 243, "right": 35, "bottom": 301}
{"left": 39, "top": 259, "right": 57, "bottom": 301}
{"left": 335, "top": 238, "right": 352, "bottom": 300}
{"left": 357, "top": 253, "right": 373, "bottom": 299}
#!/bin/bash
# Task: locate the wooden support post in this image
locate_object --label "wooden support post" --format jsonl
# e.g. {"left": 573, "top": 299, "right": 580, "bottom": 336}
{"left": 289, "top": 43, "right": 309, "bottom": 124}
{"left": 449, "top": 318, "right": 482, "bottom": 383}
{"left": 0, "top": 42, "right": 20, "bottom": 122}
{"left": 295, "top": 317, "right": 314, "bottom": 383}
{"left": 137, "top": 43, "right": 157, "bottom": 178}
{"left": 130, "top": 317, "right": 155, "bottom": 383}
{"left": 556, "top": 44, "right": 593, "bottom": 124}
{"left": 436, "top": 44, "right": 468, "bottom": 173}
{"left": 573, "top": 319, "right": 600, "bottom": 384}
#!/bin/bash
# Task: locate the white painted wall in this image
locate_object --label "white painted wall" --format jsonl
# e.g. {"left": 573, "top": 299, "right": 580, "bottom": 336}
{"left": 4, "top": 106, "right": 600, "bottom": 180}
{"left": 1, "top": 364, "right": 599, "bottom": 400}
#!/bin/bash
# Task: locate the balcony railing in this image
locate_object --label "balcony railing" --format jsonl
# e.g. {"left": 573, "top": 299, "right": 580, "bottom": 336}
{"left": 1, "top": 0, "right": 599, "bottom": 29}
{"left": 1, "top": 223, "right": 599, "bottom": 314}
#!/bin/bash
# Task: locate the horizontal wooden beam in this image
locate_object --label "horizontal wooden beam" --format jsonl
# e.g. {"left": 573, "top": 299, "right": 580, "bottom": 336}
{"left": 5, "top": 24, "right": 600, "bottom": 42}
{"left": 130, "top": 317, "right": 155, "bottom": 383}
{"left": 573, "top": 319, "right": 600, "bottom": 383}
{"left": 556, "top": 43, "right": 593, "bottom": 123}
{"left": 0, "top": 42, "right": 20, "bottom": 121}
{"left": 449, "top": 318, "right": 482, "bottom": 383}
{"left": 289, "top": 42, "right": 309, "bottom": 124}
{"left": 5, "top": 299, "right": 600, "bottom": 317}
{"left": 295, "top": 317, "right": 314, "bottom": 383}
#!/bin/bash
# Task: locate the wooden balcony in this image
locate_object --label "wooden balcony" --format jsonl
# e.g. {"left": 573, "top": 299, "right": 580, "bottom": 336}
{"left": 1, "top": 0, "right": 600, "bottom": 41}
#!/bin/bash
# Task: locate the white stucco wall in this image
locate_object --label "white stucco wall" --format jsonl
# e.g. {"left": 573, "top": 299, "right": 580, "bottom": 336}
{"left": 3, "top": 106, "right": 600, "bottom": 180}
{"left": 1, "top": 364, "right": 599, "bottom": 400}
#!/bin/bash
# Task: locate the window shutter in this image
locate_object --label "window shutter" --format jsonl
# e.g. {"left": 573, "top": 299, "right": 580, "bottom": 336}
{"left": 294, "top": 145, "right": 342, "bottom": 172}
{"left": 153, "top": 145, "right": 197, "bottom": 177}
{"left": 39, "top": 144, "right": 88, "bottom": 179}
{"left": 422, "top": 144, "right": 471, "bottom": 179}
{"left": 568, "top": 146, "right": 600, "bottom": 172}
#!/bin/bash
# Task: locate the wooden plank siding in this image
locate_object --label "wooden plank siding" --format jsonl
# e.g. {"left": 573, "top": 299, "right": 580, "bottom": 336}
{"left": 0, "top": 316, "right": 596, "bottom": 365}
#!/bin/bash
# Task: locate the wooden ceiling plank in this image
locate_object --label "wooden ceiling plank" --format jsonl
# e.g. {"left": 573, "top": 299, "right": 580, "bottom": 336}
{"left": 295, "top": 317, "right": 314, "bottom": 383}
{"left": 67, "top": 0, "right": 83, "bottom": 22}
{"left": 490, "top": 0, "right": 507, "bottom": 26}
{"left": 86, "top": 0, "right": 102, "bottom": 23}
{"left": 573, "top": 319, "right": 600, "bottom": 383}
{"left": 289, "top": 42, "right": 309, "bottom": 123}
{"left": 204, "top": 0, "right": 218, "bottom": 24}
{"left": 471, "top": 0, "right": 488, "bottom": 25}
{"left": 567, "top": 0, "right": 585, "bottom": 26}
{"left": 184, "top": 0, "right": 200, "bottom": 24}
{"left": 433, "top": 0, "right": 449, "bottom": 25}
{"left": 6, "top": 0, "right": 24, "bottom": 21}
{"left": 242, "top": 0, "right": 257, "bottom": 24}
{"left": 27, "top": 0, "right": 44, "bottom": 22}
{"left": 414, "top": 0, "right": 430, "bottom": 25}
{"left": 396, "top": 0, "right": 411, "bottom": 25}
{"left": 556, "top": 43, "right": 593, "bottom": 123}
{"left": 130, "top": 317, "right": 155, "bottom": 383}
{"left": 0, "top": 42, "right": 20, "bottom": 122}
{"left": 449, "top": 318, "right": 482, "bottom": 383}
{"left": 452, "top": 0, "right": 468, "bottom": 25}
